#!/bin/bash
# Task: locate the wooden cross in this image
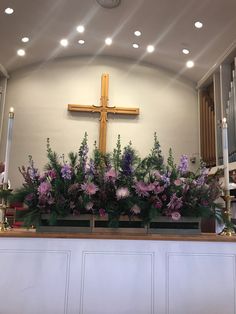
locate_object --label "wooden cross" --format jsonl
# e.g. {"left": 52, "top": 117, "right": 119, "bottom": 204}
{"left": 68, "top": 73, "right": 139, "bottom": 153}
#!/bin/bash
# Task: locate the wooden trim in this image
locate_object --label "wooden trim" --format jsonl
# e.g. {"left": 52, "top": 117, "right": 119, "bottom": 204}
{"left": 1, "top": 230, "right": 236, "bottom": 242}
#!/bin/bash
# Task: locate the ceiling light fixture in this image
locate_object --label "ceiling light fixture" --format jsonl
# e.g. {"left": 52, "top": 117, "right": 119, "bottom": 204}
{"left": 186, "top": 60, "right": 194, "bottom": 68}
{"left": 182, "top": 48, "right": 190, "bottom": 55}
{"left": 76, "top": 25, "right": 85, "bottom": 33}
{"left": 78, "top": 39, "right": 85, "bottom": 45}
{"left": 134, "top": 30, "right": 141, "bottom": 37}
{"left": 60, "top": 39, "right": 68, "bottom": 47}
{"left": 21, "top": 37, "right": 29, "bottom": 43}
{"left": 105, "top": 37, "right": 112, "bottom": 45}
{"left": 194, "top": 21, "right": 203, "bottom": 28}
{"left": 5, "top": 7, "right": 14, "bottom": 14}
{"left": 147, "top": 45, "right": 154, "bottom": 53}
{"left": 132, "top": 43, "right": 139, "bottom": 49}
{"left": 96, "top": 0, "right": 121, "bottom": 9}
{"left": 17, "top": 49, "right": 25, "bottom": 56}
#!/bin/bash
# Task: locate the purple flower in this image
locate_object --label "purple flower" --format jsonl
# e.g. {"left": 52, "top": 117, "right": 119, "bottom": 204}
{"left": 178, "top": 155, "right": 188, "bottom": 174}
{"left": 28, "top": 167, "right": 39, "bottom": 180}
{"left": 134, "top": 181, "right": 150, "bottom": 197}
{"left": 116, "top": 187, "right": 130, "bottom": 200}
{"left": 61, "top": 164, "right": 73, "bottom": 180}
{"left": 167, "top": 193, "right": 183, "bottom": 210}
{"left": 81, "top": 182, "right": 98, "bottom": 195}
{"left": 161, "top": 174, "right": 170, "bottom": 187}
{"left": 121, "top": 147, "right": 134, "bottom": 176}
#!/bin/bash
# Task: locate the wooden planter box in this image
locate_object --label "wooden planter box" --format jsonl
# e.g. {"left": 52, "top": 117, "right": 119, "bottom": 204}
{"left": 92, "top": 215, "right": 147, "bottom": 234}
{"left": 148, "top": 216, "right": 201, "bottom": 234}
{"left": 36, "top": 214, "right": 92, "bottom": 233}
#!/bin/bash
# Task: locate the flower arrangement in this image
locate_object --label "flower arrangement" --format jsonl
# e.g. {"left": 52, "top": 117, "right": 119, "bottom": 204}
{"left": 13, "top": 133, "right": 223, "bottom": 227}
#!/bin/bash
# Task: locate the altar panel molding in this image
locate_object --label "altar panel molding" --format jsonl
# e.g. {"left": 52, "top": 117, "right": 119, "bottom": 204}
{"left": 166, "top": 252, "right": 236, "bottom": 314}
{"left": 0, "top": 249, "right": 71, "bottom": 314}
{"left": 79, "top": 250, "right": 155, "bottom": 314}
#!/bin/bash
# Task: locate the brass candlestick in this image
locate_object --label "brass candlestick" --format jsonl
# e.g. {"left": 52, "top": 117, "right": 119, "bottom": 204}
{"left": 220, "top": 190, "right": 235, "bottom": 236}
{"left": 0, "top": 183, "right": 12, "bottom": 231}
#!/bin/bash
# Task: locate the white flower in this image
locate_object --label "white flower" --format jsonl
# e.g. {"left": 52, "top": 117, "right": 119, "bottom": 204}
{"left": 116, "top": 187, "right": 130, "bottom": 200}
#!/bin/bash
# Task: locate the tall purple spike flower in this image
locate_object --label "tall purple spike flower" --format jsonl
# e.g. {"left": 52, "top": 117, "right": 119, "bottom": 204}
{"left": 61, "top": 164, "right": 73, "bottom": 180}
{"left": 178, "top": 155, "right": 188, "bottom": 174}
{"left": 121, "top": 147, "right": 134, "bottom": 176}
{"left": 79, "top": 133, "right": 89, "bottom": 173}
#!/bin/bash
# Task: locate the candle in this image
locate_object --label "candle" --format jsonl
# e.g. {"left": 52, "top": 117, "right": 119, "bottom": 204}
{"left": 3, "top": 107, "right": 14, "bottom": 185}
{"left": 222, "top": 117, "right": 230, "bottom": 191}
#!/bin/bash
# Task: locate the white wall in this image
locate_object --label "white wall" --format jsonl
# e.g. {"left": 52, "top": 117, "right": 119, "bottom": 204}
{"left": 0, "top": 56, "right": 198, "bottom": 188}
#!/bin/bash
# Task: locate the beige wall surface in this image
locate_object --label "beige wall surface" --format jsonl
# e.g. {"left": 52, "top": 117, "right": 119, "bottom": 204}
{"left": 0, "top": 56, "right": 198, "bottom": 188}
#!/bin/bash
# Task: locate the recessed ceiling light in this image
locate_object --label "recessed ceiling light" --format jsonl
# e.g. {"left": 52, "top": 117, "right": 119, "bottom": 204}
{"left": 96, "top": 0, "right": 121, "bottom": 8}
{"left": 105, "top": 37, "right": 112, "bottom": 45}
{"left": 60, "top": 39, "right": 68, "bottom": 47}
{"left": 21, "top": 37, "right": 29, "bottom": 43}
{"left": 147, "top": 45, "right": 154, "bottom": 53}
{"left": 17, "top": 49, "right": 25, "bottom": 56}
{"left": 132, "top": 43, "right": 139, "bottom": 49}
{"left": 194, "top": 21, "right": 203, "bottom": 29}
{"left": 186, "top": 60, "right": 194, "bottom": 68}
{"left": 78, "top": 39, "right": 85, "bottom": 45}
{"left": 76, "top": 25, "right": 85, "bottom": 33}
{"left": 134, "top": 30, "right": 141, "bottom": 37}
{"left": 182, "top": 48, "right": 190, "bottom": 55}
{"left": 5, "top": 7, "right": 14, "bottom": 14}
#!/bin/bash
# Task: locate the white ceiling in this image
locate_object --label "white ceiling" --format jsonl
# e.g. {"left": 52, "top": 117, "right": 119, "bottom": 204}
{"left": 1, "top": 0, "right": 236, "bottom": 82}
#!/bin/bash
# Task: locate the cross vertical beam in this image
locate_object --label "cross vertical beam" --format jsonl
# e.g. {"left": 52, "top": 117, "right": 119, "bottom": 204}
{"left": 68, "top": 73, "right": 139, "bottom": 154}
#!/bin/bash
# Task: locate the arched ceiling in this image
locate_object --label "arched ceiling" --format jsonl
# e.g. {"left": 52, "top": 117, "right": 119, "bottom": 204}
{"left": 1, "top": 0, "right": 236, "bottom": 82}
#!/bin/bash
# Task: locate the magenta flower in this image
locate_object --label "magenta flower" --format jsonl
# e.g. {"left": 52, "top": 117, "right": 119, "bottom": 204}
{"left": 47, "top": 169, "right": 57, "bottom": 180}
{"left": 154, "top": 198, "right": 163, "bottom": 209}
{"left": 171, "top": 211, "right": 181, "bottom": 221}
{"left": 134, "top": 181, "right": 150, "bottom": 197}
{"left": 104, "top": 168, "right": 117, "bottom": 182}
{"left": 99, "top": 208, "right": 106, "bottom": 217}
{"left": 81, "top": 182, "right": 98, "bottom": 195}
{"left": 116, "top": 187, "right": 130, "bottom": 200}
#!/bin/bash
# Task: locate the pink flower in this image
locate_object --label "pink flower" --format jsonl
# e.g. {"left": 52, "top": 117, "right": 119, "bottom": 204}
{"left": 81, "top": 182, "right": 98, "bottom": 195}
{"left": 134, "top": 181, "right": 150, "bottom": 197}
{"left": 130, "top": 204, "right": 141, "bottom": 214}
{"left": 104, "top": 168, "right": 117, "bottom": 182}
{"left": 171, "top": 211, "right": 181, "bottom": 221}
{"left": 38, "top": 182, "right": 52, "bottom": 195}
{"left": 99, "top": 208, "right": 106, "bottom": 217}
{"left": 116, "top": 187, "right": 130, "bottom": 200}
{"left": 174, "top": 179, "right": 182, "bottom": 186}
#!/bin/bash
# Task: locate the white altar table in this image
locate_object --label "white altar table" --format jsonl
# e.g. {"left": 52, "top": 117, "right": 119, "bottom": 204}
{"left": 0, "top": 232, "right": 235, "bottom": 314}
